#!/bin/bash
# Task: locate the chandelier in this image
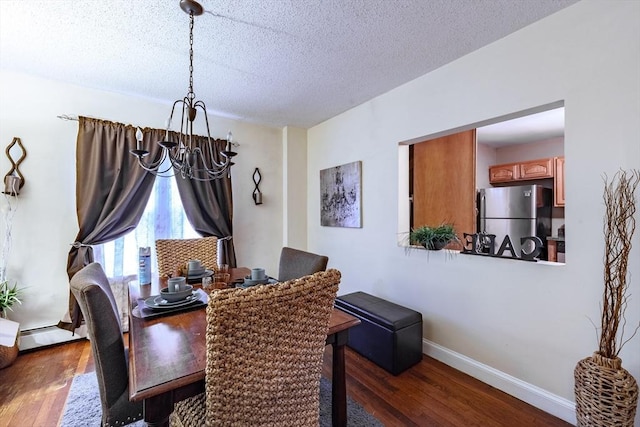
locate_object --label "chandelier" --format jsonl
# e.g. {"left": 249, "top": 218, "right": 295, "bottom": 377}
{"left": 130, "top": 0, "right": 237, "bottom": 181}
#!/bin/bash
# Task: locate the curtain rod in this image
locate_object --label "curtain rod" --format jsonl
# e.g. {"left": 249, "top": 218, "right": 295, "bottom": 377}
{"left": 56, "top": 114, "right": 240, "bottom": 146}
{"left": 57, "top": 114, "right": 79, "bottom": 121}
{"left": 57, "top": 114, "right": 126, "bottom": 123}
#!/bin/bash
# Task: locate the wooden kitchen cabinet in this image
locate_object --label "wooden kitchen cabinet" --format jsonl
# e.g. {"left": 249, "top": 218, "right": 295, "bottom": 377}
{"left": 488, "top": 156, "right": 565, "bottom": 207}
{"left": 489, "top": 157, "right": 554, "bottom": 184}
{"left": 489, "top": 163, "right": 519, "bottom": 183}
{"left": 554, "top": 156, "right": 565, "bottom": 207}
{"left": 518, "top": 158, "right": 554, "bottom": 180}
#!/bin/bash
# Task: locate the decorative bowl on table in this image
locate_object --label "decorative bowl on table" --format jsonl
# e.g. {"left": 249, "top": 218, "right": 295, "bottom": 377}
{"left": 160, "top": 284, "right": 194, "bottom": 302}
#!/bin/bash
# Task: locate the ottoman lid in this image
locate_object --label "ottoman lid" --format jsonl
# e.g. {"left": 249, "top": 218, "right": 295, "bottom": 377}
{"left": 335, "top": 292, "right": 422, "bottom": 331}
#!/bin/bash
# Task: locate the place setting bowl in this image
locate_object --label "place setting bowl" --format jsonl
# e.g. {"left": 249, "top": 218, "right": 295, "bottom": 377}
{"left": 160, "top": 284, "right": 194, "bottom": 303}
{"left": 184, "top": 259, "right": 213, "bottom": 282}
{"left": 239, "top": 268, "right": 277, "bottom": 288}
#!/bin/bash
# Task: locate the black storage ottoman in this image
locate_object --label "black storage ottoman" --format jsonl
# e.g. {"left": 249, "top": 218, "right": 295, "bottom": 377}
{"left": 335, "top": 291, "right": 423, "bottom": 375}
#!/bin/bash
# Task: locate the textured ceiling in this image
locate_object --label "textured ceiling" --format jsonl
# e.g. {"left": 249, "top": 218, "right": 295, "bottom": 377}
{"left": 0, "top": 0, "right": 577, "bottom": 129}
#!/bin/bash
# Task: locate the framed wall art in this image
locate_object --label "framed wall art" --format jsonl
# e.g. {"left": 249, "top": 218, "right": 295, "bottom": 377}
{"left": 320, "top": 160, "right": 362, "bottom": 228}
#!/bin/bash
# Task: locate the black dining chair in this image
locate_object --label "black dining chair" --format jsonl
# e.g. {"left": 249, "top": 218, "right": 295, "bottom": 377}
{"left": 277, "top": 247, "right": 329, "bottom": 282}
{"left": 69, "top": 262, "right": 143, "bottom": 427}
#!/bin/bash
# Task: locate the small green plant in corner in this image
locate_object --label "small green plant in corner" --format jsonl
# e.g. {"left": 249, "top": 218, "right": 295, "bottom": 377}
{"left": 409, "top": 223, "right": 459, "bottom": 250}
{"left": 0, "top": 280, "right": 22, "bottom": 317}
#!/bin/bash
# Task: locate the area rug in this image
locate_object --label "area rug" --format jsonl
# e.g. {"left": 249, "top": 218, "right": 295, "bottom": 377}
{"left": 61, "top": 372, "right": 383, "bottom": 426}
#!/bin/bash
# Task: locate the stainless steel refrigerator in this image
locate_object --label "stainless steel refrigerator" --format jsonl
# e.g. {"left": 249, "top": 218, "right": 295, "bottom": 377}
{"left": 477, "top": 185, "right": 552, "bottom": 260}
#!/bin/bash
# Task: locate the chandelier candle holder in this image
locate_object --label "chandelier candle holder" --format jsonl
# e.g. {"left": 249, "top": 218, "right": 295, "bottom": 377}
{"left": 130, "top": 0, "right": 237, "bottom": 181}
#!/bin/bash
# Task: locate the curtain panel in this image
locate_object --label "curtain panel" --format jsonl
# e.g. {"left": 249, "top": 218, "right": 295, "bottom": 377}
{"left": 174, "top": 135, "right": 237, "bottom": 267}
{"left": 60, "top": 117, "right": 164, "bottom": 331}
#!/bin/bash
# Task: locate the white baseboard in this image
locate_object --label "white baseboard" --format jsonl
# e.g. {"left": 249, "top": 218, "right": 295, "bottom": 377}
{"left": 19, "top": 325, "right": 87, "bottom": 351}
{"left": 423, "top": 339, "right": 577, "bottom": 425}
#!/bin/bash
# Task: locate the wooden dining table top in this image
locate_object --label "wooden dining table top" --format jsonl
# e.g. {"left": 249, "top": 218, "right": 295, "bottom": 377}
{"left": 127, "top": 267, "right": 361, "bottom": 402}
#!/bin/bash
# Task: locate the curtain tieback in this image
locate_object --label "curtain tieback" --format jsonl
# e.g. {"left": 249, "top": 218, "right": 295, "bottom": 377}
{"left": 71, "top": 241, "right": 91, "bottom": 248}
{"left": 218, "top": 236, "right": 233, "bottom": 241}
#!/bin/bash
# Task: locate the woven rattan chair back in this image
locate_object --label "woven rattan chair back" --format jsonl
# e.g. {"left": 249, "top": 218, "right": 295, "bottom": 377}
{"left": 155, "top": 236, "right": 218, "bottom": 277}
{"left": 170, "top": 269, "right": 341, "bottom": 427}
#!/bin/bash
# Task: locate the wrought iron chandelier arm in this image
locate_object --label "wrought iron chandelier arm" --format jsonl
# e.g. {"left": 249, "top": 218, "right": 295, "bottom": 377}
{"left": 131, "top": 128, "right": 169, "bottom": 171}
{"left": 192, "top": 101, "right": 227, "bottom": 169}
{"left": 164, "top": 100, "right": 183, "bottom": 139}
{"left": 185, "top": 149, "right": 231, "bottom": 180}
{"left": 134, "top": 149, "right": 172, "bottom": 174}
{"left": 169, "top": 149, "right": 188, "bottom": 171}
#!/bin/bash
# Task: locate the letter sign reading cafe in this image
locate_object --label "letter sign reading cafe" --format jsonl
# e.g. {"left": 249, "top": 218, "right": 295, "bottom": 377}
{"left": 461, "top": 233, "right": 544, "bottom": 262}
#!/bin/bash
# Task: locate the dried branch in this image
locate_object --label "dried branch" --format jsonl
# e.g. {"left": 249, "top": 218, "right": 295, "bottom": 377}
{"left": 599, "top": 169, "right": 640, "bottom": 358}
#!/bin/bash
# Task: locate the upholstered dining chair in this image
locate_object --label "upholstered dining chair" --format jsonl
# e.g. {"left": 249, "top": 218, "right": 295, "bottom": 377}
{"left": 277, "top": 246, "right": 329, "bottom": 282}
{"left": 69, "top": 262, "right": 143, "bottom": 427}
{"left": 155, "top": 236, "right": 218, "bottom": 277}
{"left": 170, "top": 269, "right": 341, "bottom": 427}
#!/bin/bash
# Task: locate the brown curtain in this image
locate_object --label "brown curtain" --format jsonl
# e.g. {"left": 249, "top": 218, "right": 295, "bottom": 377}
{"left": 59, "top": 117, "right": 164, "bottom": 331}
{"left": 174, "top": 135, "right": 237, "bottom": 267}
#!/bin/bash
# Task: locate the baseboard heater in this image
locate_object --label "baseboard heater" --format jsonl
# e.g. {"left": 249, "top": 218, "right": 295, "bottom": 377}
{"left": 19, "top": 325, "right": 86, "bottom": 351}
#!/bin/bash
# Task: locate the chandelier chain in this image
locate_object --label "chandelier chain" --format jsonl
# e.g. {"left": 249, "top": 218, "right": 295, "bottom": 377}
{"left": 188, "top": 12, "right": 195, "bottom": 100}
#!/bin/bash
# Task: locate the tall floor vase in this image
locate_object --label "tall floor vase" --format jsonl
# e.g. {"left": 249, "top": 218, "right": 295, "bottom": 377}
{"left": 574, "top": 352, "right": 638, "bottom": 427}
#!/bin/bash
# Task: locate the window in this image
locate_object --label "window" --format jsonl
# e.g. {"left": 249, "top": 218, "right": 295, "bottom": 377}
{"left": 94, "top": 176, "right": 198, "bottom": 278}
{"left": 93, "top": 175, "right": 198, "bottom": 329}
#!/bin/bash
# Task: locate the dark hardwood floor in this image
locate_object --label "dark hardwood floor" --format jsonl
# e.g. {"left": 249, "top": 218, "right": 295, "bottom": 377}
{"left": 323, "top": 347, "right": 572, "bottom": 426}
{"left": 0, "top": 338, "right": 571, "bottom": 426}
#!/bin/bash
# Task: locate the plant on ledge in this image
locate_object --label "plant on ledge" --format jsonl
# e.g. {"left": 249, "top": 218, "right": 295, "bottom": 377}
{"left": 0, "top": 280, "right": 22, "bottom": 318}
{"left": 409, "top": 223, "right": 459, "bottom": 250}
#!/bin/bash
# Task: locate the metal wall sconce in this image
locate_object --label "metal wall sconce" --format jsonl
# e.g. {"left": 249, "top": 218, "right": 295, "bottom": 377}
{"left": 3, "top": 137, "right": 27, "bottom": 196}
{"left": 252, "top": 168, "right": 263, "bottom": 205}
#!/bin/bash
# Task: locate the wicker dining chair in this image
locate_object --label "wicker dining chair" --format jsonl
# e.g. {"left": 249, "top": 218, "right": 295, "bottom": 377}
{"left": 155, "top": 236, "right": 218, "bottom": 277}
{"left": 277, "top": 247, "right": 329, "bottom": 282}
{"left": 170, "top": 269, "right": 341, "bottom": 427}
{"left": 69, "top": 262, "right": 143, "bottom": 427}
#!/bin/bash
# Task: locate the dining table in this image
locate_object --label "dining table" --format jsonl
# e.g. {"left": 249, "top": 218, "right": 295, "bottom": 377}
{"left": 127, "top": 267, "right": 361, "bottom": 427}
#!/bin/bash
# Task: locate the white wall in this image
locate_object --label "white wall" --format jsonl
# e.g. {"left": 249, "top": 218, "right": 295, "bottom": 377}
{"left": 282, "top": 126, "right": 308, "bottom": 250}
{"left": 0, "top": 71, "right": 285, "bottom": 331}
{"left": 307, "top": 1, "right": 639, "bottom": 424}
{"left": 494, "top": 137, "right": 564, "bottom": 164}
{"left": 476, "top": 141, "right": 495, "bottom": 189}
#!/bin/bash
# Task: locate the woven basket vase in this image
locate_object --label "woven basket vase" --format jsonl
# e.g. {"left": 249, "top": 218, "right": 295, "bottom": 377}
{"left": 574, "top": 352, "right": 639, "bottom": 427}
{"left": 0, "top": 310, "right": 19, "bottom": 369}
{"left": 0, "top": 337, "right": 19, "bottom": 369}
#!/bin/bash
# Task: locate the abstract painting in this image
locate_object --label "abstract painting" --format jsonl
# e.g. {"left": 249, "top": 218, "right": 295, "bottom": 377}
{"left": 320, "top": 161, "right": 362, "bottom": 227}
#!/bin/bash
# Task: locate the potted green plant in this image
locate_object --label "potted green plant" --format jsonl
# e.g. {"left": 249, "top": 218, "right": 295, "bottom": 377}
{"left": 409, "top": 223, "right": 459, "bottom": 250}
{"left": 0, "top": 280, "right": 22, "bottom": 369}
{"left": 0, "top": 280, "right": 22, "bottom": 317}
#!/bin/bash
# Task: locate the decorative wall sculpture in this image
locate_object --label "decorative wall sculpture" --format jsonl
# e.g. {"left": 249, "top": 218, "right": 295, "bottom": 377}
{"left": 252, "top": 168, "right": 263, "bottom": 205}
{"left": 3, "top": 137, "right": 26, "bottom": 196}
